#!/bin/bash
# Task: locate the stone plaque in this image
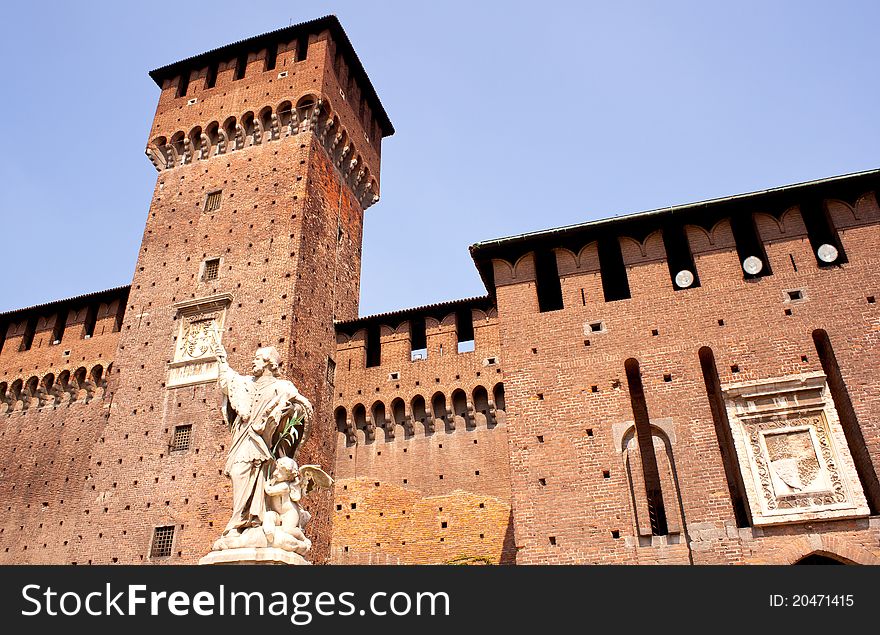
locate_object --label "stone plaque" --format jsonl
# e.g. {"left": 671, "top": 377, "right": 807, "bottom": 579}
{"left": 722, "top": 372, "right": 869, "bottom": 526}
{"left": 167, "top": 293, "right": 232, "bottom": 388}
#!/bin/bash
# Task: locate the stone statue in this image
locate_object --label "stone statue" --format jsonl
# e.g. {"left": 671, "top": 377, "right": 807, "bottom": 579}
{"left": 199, "top": 338, "right": 333, "bottom": 565}
{"left": 262, "top": 457, "right": 333, "bottom": 555}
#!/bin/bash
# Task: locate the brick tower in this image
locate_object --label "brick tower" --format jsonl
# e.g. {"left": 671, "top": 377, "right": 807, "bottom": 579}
{"left": 74, "top": 16, "right": 392, "bottom": 564}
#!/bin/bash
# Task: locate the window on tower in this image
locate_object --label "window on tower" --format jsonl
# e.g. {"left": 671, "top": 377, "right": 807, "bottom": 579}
{"left": 204, "top": 190, "right": 222, "bottom": 212}
{"left": 203, "top": 258, "right": 220, "bottom": 281}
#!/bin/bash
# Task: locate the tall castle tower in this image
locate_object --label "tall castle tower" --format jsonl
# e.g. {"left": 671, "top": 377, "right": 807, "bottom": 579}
{"left": 75, "top": 16, "right": 392, "bottom": 564}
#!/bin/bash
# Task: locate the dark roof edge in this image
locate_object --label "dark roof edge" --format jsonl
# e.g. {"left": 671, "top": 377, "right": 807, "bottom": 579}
{"left": 469, "top": 167, "right": 880, "bottom": 256}
{"left": 335, "top": 295, "right": 493, "bottom": 332}
{"left": 148, "top": 15, "right": 394, "bottom": 137}
{"left": 0, "top": 286, "right": 131, "bottom": 321}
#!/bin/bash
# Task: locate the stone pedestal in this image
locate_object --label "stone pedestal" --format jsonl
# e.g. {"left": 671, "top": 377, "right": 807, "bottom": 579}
{"left": 199, "top": 547, "right": 310, "bottom": 566}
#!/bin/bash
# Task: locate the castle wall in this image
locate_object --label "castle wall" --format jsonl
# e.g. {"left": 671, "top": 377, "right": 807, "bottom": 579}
{"left": 495, "top": 194, "right": 880, "bottom": 564}
{"left": 330, "top": 308, "right": 515, "bottom": 564}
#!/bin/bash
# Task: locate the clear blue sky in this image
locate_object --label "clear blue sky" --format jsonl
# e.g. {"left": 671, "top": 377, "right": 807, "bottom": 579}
{"left": 1, "top": 1, "right": 878, "bottom": 315}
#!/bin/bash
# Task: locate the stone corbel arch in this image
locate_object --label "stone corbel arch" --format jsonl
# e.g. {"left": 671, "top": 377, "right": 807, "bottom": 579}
{"left": 760, "top": 534, "right": 880, "bottom": 565}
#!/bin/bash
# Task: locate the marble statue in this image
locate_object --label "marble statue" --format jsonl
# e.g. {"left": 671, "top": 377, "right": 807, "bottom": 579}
{"left": 199, "top": 338, "right": 333, "bottom": 565}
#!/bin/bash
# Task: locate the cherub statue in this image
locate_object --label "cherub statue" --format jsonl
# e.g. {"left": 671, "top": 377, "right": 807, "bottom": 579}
{"left": 262, "top": 457, "right": 333, "bottom": 555}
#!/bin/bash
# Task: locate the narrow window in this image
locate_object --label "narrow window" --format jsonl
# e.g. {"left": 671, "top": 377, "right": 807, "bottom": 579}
{"left": 113, "top": 301, "right": 126, "bottom": 333}
{"left": 264, "top": 43, "right": 278, "bottom": 71}
{"left": 204, "top": 190, "right": 222, "bottom": 212}
{"left": 203, "top": 258, "right": 220, "bottom": 281}
{"left": 410, "top": 316, "right": 427, "bottom": 361}
{"left": 662, "top": 222, "right": 700, "bottom": 289}
{"left": 800, "top": 200, "right": 847, "bottom": 266}
{"left": 326, "top": 357, "right": 336, "bottom": 386}
{"left": 170, "top": 425, "right": 192, "bottom": 452}
{"left": 20, "top": 316, "right": 37, "bottom": 351}
{"left": 456, "top": 309, "right": 475, "bottom": 353}
{"left": 365, "top": 323, "right": 381, "bottom": 368}
{"left": 812, "top": 330, "right": 880, "bottom": 512}
{"left": 51, "top": 311, "right": 67, "bottom": 345}
{"left": 730, "top": 212, "right": 771, "bottom": 278}
{"left": 624, "top": 358, "right": 667, "bottom": 535}
{"left": 534, "top": 248, "right": 564, "bottom": 312}
{"left": 234, "top": 53, "right": 247, "bottom": 80}
{"left": 296, "top": 37, "right": 308, "bottom": 62}
{"left": 83, "top": 305, "right": 98, "bottom": 339}
{"left": 176, "top": 71, "right": 190, "bottom": 98}
{"left": 598, "top": 237, "right": 631, "bottom": 301}
{"left": 698, "top": 346, "right": 750, "bottom": 527}
{"left": 205, "top": 61, "right": 218, "bottom": 89}
{"left": 150, "top": 526, "right": 175, "bottom": 558}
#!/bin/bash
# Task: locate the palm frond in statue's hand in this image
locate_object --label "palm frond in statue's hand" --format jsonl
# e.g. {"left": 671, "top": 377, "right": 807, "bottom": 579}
{"left": 271, "top": 412, "right": 304, "bottom": 460}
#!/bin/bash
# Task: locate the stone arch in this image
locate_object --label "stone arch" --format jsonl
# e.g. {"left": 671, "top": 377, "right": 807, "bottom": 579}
{"left": 472, "top": 385, "right": 490, "bottom": 427}
{"left": 89, "top": 364, "right": 105, "bottom": 388}
{"left": 222, "top": 117, "right": 238, "bottom": 151}
{"left": 147, "top": 135, "right": 169, "bottom": 170}
{"left": 621, "top": 422, "right": 685, "bottom": 537}
{"left": 451, "top": 388, "right": 470, "bottom": 430}
{"left": 188, "top": 126, "right": 204, "bottom": 160}
{"left": 352, "top": 403, "right": 371, "bottom": 443}
{"left": 371, "top": 399, "right": 390, "bottom": 440}
{"left": 240, "top": 111, "right": 257, "bottom": 146}
{"left": 204, "top": 121, "right": 222, "bottom": 156}
{"left": 276, "top": 100, "right": 293, "bottom": 135}
{"left": 492, "top": 382, "right": 506, "bottom": 412}
{"left": 295, "top": 94, "right": 319, "bottom": 132}
{"left": 335, "top": 405, "right": 354, "bottom": 446}
{"left": 763, "top": 535, "right": 880, "bottom": 565}
{"left": 258, "top": 106, "right": 274, "bottom": 141}
{"left": 431, "top": 391, "right": 449, "bottom": 431}
{"left": 169, "top": 131, "right": 187, "bottom": 166}
{"left": 40, "top": 373, "right": 56, "bottom": 405}
{"left": 553, "top": 247, "right": 578, "bottom": 276}
{"left": 10, "top": 379, "right": 23, "bottom": 411}
{"left": 24, "top": 376, "right": 39, "bottom": 409}
{"left": 411, "top": 394, "right": 429, "bottom": 434}
{"left": 390, "top": 397, "right": 408, "bottom": 437}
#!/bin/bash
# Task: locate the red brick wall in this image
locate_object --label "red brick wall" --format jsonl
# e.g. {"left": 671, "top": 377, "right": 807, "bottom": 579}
{"left": 330, "top": 308, "right": 516, "bottom": 564}
{"left": 496, "top": 193, "right": 880, "bottom": 564}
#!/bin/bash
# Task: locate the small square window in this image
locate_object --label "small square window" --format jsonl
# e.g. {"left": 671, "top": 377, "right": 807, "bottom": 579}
{"left": 203, "top": 258, "right": 220, "bottom": 281}
{"left": 204, "top": 190, "right": 222, "bottom": 212}
{"left": 170, "top": 425, "right": 192, "bottom": 452}
{"left": 150, "top": 526, "right": 175, "bottom": 558}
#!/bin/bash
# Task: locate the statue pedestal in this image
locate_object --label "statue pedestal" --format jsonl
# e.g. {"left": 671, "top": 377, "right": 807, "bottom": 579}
{"left": 198, "top": 547, "right": 310, "bottom": 566}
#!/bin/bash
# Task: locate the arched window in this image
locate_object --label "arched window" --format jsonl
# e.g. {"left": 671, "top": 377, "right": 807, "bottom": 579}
{"left": 411, "top": 395, "right": 428, "bottom": 432}
{"left": 431, "top": 392, "right": 448, "bottom": 430}
{"left": 258, "top": 106, "right": 274, "bottom": 141}
{"left": 493, "top": 382, "right": 506, "bottom": 412}
{"left": 90, "top": 365, "right": 104, "bottom": 387}
{"left": 222, "top": 117, "right": 238, "bottom": 151}
{"left": 452, "top": 388, "right": 469, "bottom": 428}
{"left": 205, "top": 122, "right": 222, "bottom": 155}
{"left": 240, "top": 112, "right": 256, "bottom": 146}
{"left": 371, "top": 400, "right": 388, "bottom": 438}
{"left": 391, "top": 398, "right": 407, "bottom": 436}
{"left": 352, "top": 403, "right": 370, "bottom": 442}
{"left": 624, "top": 358, "right": 668, "bottom": 536}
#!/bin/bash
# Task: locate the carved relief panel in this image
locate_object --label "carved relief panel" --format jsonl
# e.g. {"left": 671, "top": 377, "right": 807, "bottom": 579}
{"left": 722, "top": 372, "right": 869, "bottom": 525}
{"left": 166, "top": 294, "right": 232, "bottom": 388}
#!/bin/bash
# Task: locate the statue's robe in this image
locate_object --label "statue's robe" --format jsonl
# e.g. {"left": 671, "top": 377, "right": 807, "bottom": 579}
{"left": 218, "top": 367, "right": 304, "bottom": 534}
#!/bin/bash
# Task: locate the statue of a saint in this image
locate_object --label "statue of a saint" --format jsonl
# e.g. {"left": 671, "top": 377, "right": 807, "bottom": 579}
{"left": 213, "top": 341, "right": 314, "bottom": 542}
